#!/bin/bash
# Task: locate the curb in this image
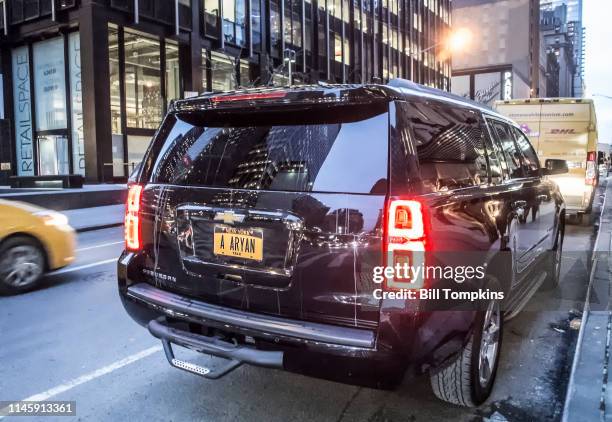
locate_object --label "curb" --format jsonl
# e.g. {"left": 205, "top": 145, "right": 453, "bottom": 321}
{"left": 562, "top": 181, "right": 610, "bottom": 422}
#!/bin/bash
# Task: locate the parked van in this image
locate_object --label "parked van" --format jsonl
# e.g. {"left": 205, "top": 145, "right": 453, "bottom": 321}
{"left": 495, "top": 98, "right": 598, "bottom": 222}
{"left": 119, "top": 80, "right": 567, "bottom": 407}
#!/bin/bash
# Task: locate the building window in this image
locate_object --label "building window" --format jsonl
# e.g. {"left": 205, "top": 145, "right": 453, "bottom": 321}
{"left": 203, "top": 0, "right": 220, "bottom": 38}
{"left": 33, "top": 37, "right": 67, "bottom": 131}
{"left": 211, "top": 51, "right": 236, "bottom": 91}
{"left": 283, "top": 0, "right": 302, "bottom": 48}
{"left": 166, "top": 40, "right": 180, "bottom": 108}
{"left": 123, "top": 29, "right": 162, "bottom": 129}
{"left": 107, "top": 25, "right": 183, "bottom": 178}
{"left": 222, "top": 0, "right": 246, "bottom": 46}
{"left": 270, "top": 0, "right": 281, "bottom": 56}
{"left": 251, "top": 0, "right": 262, "bottom": 51}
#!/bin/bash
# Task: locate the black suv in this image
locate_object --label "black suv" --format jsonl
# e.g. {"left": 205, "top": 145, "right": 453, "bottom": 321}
{"left": 118, "top": 80, "right": 567, "bottom": 407}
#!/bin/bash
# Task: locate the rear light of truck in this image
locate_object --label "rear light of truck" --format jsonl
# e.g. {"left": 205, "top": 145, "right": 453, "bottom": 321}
{"left": 384, "top": 199, "right": 428, "bottom": 290}
{"left": 125, "top": 185, "right": 143, "bottom": 251}
{"left": 586, "top": 151, "right": 597, "bottom": 186}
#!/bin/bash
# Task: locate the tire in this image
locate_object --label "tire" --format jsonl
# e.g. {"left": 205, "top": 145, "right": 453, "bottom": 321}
{"left": 0, "top": 236, "right": 46, "bottom": 295}
{"left": 430, "top": 300, "right": 502, "bottom": 407}
{"left": 542, "top": 221, "right": 564, "bottom": 290}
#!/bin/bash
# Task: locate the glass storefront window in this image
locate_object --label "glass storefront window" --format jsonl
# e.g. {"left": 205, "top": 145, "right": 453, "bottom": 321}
{"left": 33, "top": 37, "right": 67, "bottom": 131}
{"left": 201, "top": 48, "right": 209, "bottom": 92}
{"left": 211, "top": 51, "right": 236, "bottom": 91}
{"left": 127, "top": 135, "right": 152, "bottom": 173}
{"left": 165, "top": 40, "right": 180, "bottom": 108}
{"left": 123, "top": 29, "right": 162, "bottom": 129}
{"left": 222, "top": 0, "right": 246, "bottom": 46}
{"left": 109, "top": 25, "right": 122, "bottom": 135}
{"left": 239, "top": 60, "right": 250, "bottom": 87}
{"left": 37, "top": 135, "right": 69, "bottom": 175}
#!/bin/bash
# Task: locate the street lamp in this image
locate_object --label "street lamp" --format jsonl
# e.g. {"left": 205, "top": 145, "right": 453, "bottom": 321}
{"left": 416, "top": 27, "right": 472, "bottom": 55}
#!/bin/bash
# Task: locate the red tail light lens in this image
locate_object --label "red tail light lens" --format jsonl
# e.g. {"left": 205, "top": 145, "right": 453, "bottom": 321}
{"left": 125, "top": 185, "right": 143, "bottom": 251}
{"left": 586, "top": 151, "right": 596, "bottom": 186}
{"left": 384, "top": 199, "right": 427, "bottom": 290}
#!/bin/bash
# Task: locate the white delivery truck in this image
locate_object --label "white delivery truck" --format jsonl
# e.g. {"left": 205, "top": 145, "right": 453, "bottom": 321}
{"left": 494, "top": 98, "right": 599, "bottom": 222}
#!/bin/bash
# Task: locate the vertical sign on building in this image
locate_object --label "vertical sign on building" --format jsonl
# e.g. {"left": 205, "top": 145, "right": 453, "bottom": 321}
{"left": 11, "top": 46, "right": 34, "bottom": 176}
{"left": 69, "top": 32, "right": 85, "bottom": 176}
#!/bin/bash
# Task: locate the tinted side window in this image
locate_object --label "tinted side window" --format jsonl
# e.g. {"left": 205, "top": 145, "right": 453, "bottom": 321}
{"left": 404, "top": 101, "right": 488, "bottom": 191}
{"left": 482, "top": 120, "right": 505, "bottom": 184}
{"left": 512, "top": 127, "right": 541, "bottom": 177}
{"left": 490, "top": 121, "right": 524, "bottom": 179}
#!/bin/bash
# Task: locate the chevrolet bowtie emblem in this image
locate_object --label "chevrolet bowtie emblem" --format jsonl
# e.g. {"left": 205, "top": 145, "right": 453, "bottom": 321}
{"left": 214, "top": 211, "right": 246, "bottom": 225}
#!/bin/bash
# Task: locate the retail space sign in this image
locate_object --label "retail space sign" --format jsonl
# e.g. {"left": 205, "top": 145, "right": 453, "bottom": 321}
{"left": 11, "top": 46, "right": 34, "bottom": 176}
{"left": 69, "top": 32, "right": 85, "bottom": 176}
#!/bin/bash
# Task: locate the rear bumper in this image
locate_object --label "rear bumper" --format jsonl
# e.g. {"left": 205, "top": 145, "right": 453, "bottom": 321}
{"left": 120, "top": 281, "right": 406, "bottom": 387}
{"left": 124, "top": 282, "right": 376, "bottom": 350}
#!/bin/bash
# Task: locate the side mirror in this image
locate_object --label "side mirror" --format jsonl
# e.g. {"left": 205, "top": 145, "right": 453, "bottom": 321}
{"left": 543, "top": 159, "right": 568, "bottom": 175}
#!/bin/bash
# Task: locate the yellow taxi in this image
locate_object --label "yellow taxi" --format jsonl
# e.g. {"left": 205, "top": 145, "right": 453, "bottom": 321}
{"left": 0, "top": 199, "right": 75, "bottom": 294}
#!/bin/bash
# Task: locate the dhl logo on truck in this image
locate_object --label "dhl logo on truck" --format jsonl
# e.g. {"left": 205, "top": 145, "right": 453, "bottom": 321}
{"left": 547, "top": 128, "right": 576, "bottom": 135}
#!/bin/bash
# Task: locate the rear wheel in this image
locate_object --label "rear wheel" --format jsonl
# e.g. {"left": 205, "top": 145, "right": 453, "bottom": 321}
{"left": 0, "top": 237, "right": 46, "bottom": 295}
{"left": 430, "top": 300, "right": 502, "bottom": 407}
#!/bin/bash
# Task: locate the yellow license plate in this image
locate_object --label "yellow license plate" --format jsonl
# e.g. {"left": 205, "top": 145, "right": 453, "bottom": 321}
{"left": 213, "top": 225, "right": 263, "bottom": 261}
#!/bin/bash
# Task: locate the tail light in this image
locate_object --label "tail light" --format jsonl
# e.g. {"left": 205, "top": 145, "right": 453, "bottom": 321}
{"left": 125, "top": 185, "right": 143, "bottom": 251}
{"left": 586, "top": 151, "right": 596, "bottom": 186}
{"left": 384, "top": 199, "right": 428, "bottom": 290}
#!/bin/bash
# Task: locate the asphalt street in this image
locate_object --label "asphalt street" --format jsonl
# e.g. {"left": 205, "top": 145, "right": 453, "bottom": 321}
{"left": 0, "top": 218, "right": 598, "bottom": 421}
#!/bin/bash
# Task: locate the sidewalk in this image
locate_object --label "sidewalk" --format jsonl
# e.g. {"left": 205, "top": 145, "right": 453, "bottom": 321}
{"left": 0, "top": 184, "right": 126, "bottom": 211}
{"left": 563, "top": 178, "right": 612, "bottom": 421}
{"left": 61, "top": 204, "right": 124, "bottom": 232}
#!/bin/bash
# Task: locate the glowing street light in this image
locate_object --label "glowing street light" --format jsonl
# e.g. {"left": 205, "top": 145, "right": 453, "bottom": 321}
{"left": 417, "top": 27, "right": 473, "bottom": 55}
{"left": 448, "top": 27, "right": 472, "bottom": 52}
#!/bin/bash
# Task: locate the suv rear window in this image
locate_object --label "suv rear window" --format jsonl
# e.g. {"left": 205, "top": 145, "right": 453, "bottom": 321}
{"left": 149, "top": 104, "right": 389, "bottom": 194}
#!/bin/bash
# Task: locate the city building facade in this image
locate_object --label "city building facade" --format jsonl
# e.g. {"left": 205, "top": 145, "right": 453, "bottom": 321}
{"left": 541, "top": 0, "right": 584, "bottom": 97}
{"left": 0, "top": 0, "right": 451, "bottom": 184}
{"left": 450, "top": 0, "right": 541, "bottom": 108}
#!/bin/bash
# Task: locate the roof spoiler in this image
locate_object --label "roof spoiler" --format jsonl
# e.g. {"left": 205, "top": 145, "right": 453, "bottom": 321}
{"left": 387, "top": 78, "right": 493, "bottom": 111}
